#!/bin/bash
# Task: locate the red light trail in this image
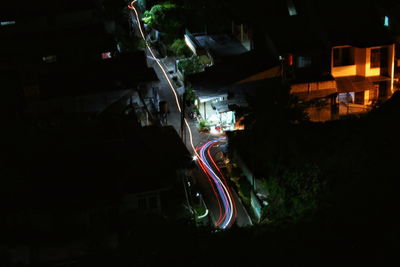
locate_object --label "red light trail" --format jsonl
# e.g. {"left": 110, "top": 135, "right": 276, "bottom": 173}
{"left": 128, "top": 1, "right": 236, "bottom": 228}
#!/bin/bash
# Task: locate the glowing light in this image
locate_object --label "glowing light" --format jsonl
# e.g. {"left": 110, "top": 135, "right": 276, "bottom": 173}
{"left": 185, "top": 34, "right": 197, "bottom": 55}
{"left": 101, "top": 52, "right": 112, "bottom": 59}
{"left": 287, "top": 0, "right": 297, "bottom": 16}
{"left": 197, "top": 208, "right": 209, "bottom": 219}
{"left": 196, "top": 137, "right": 236, "bottom": 228}
{"left": 0, "top": 21, "right": 16, "bottom": 26}
{"left": 384, "top": 16, "right": 389, "bottom": 27}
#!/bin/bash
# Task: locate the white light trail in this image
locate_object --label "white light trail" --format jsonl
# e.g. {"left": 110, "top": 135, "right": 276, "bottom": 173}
{"left": 128, "top": 1, "right": 235, "bottom": 228}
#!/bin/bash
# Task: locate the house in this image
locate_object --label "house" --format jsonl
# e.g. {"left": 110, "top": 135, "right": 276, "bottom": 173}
{"left": 186, "top": 51, "right": 280, "bottom": 130}
{"left": 242, "top": 0, "right": 398, "bottom": 122}
{"left": 331, "top": 43, "right": 396, "bottom": 115}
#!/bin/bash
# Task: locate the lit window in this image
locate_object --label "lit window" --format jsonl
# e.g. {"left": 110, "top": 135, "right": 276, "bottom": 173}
{"left": 287, "top": 0, "right": 297, "bottom": 16}
{"left": 0, "top": 21, "right": 16, "bottom": 26}
{"left": 287, "top": 53, "right": 294, "bottom": 66}
{"left": 101, "top": 52, "right": 112, "bottom": 59}
{"left": 42, "top": 55, "right": 57, "bottom": 63}
{"left": 338, "top": 92, "right": 355, "bottom": 103}
{"left": 384, "top": 16, "right": 389, "bottom": 27}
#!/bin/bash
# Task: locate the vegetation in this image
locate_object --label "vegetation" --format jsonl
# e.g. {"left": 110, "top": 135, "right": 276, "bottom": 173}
{"left": 236, "top": 177, "right": 251, "bottom": 206}
{"left": 229, "top": 88, "right": 400, "bottom": 230}
{"left": 177, "top": 56, "right": 204, "bottom": 76}
{"left": 263, "top": 164, "right": 325, "bottom": 222}
{"left": 198, "top": 119, "right": 207, "bottom": 128}
{"left": 184, "top": 87, "right": 196, "bottom": 106}
{"left": 198, "top": 119, "right": 210, "bottom": 132}
{"left": 168, "top": 38, "right": 191, "bottom": 58}
{"left": 142, "top": 2, "right": 182, "bottom": 43}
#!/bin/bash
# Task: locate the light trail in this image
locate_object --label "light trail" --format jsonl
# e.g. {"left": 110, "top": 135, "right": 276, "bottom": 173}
{"left": 207, "top": 140, "right": 237, "bottom": 226}
{"left": 128, "top": 1, "right": 236, "bottom": 228}
{"left": 196, "top": 137, "right": 236, "bottom": 228}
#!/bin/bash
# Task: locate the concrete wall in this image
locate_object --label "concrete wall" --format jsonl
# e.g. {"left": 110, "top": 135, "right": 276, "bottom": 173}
{"left": 331, "top": 45, "right": 357, "bottom": 77}
{"left": 355, "top": 47, "right": 367, "bottom": 76}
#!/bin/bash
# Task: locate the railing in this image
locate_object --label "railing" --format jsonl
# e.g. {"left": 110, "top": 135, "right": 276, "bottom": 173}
{"left": 339, "top": 102, "right": 371, "bottom": 116}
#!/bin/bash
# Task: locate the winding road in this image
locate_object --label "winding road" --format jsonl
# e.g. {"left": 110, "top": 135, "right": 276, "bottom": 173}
{"left": 128, "top": 0, "right": 237, "bottom": 229}
{"left": 196, "top": 137, "right": 237, "bottom": 228}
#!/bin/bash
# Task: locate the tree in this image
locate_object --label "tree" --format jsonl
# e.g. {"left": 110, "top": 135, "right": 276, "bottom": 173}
{"left": 263, "top": 164, "right": 325, "bottom": 222}
{"left": 142, "top": 2, "right": 182, "bottom": 39}
{"left": 168, "top": 38, "right": 191, "bottom": 58}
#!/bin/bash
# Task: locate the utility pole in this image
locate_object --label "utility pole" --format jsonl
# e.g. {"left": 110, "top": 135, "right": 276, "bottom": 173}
{"left": 181, "top": 92, "right": 186, "bottom": 144}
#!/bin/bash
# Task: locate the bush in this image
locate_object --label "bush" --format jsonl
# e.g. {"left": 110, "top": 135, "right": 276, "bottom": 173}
{"left": 177, "top": 56, "right": 204, "bottom": 76}
{"left": 198, "top": 119, "right": 207, "bottom": 129}
{"left": 264, "top": 164, "right": 325, "bottom": 222}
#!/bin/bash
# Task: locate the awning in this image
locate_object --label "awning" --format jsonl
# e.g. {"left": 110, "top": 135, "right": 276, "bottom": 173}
{"left": 213, "top": 101, "right": 230, "bottom": 113}
{"left": 336, "top": 76, "right": 390, "bottom": 93}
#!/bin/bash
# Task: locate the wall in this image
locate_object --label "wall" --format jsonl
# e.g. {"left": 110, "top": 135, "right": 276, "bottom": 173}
{"left": 331, "top": 45, "right": 357, "bottom": 77}
{"left": 389, "top": 44, "right": 396, "bottom": 92}
{"left": 355, "top": 47, "right": 367, "bottom": 76}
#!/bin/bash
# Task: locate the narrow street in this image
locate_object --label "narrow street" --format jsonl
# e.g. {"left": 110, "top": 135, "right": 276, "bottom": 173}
{"left": 196, "top": 138, "right": 252, "bottom": 227}
{"left": 128, "top": 0, "right": 252, "bottom": 228}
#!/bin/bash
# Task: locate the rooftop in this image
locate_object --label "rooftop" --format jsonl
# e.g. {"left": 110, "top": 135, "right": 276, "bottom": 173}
{"left": 193, "top": 33, "right": 248, "bottom": 59}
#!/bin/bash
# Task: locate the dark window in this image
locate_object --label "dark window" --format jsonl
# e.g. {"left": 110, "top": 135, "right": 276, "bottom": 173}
{"left": 149, "top": 196, "right": 158, "bottom": 209}
{"left": 354, "top": 91, "right": 365, "bottom": 105}
{"left": 138, "top": 198, "right": 147, "bottom": 209}
{"left": 370, "top": 49, "right": 380, "bottom": 68}
{"left": 396, "top": 44, "right": 400, "bottom": 60}
{"left": 378, "top": 81, "right": 388, "bottom": 98}
{"left": 333, "top": 47, "right": 354, "bottom": 67}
